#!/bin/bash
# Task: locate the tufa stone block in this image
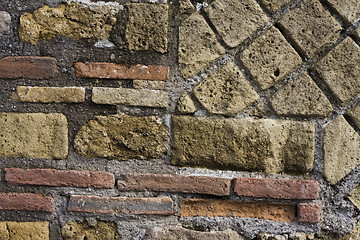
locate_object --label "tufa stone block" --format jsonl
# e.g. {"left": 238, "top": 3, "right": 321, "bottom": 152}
{"left": 4, "top": 222, "right": 49, "bottom": 240}
{"left": 259, "top": 0, "right": 293, "bottom": 13}
{"left": 326, "top": 0, "right": 360, "bottom": 24}
{"left": 176, "top": 93, "right": 197, "bottom": 114}
{"left": 347, "top": 103, "right": 360, "bottom": 129}
{"left": 62, "top": 221, "right": 119, "bottom": 240}
{"left": 133, "top": 80, "right": 165, "bottom": 90}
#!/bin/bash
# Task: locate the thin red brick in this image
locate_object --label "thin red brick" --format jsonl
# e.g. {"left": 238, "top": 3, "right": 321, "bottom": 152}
{"left": 117, "top": 173, "right": 231, "bottom": 196}
{"left": 298, "top": 203, "right": 321, "bottom": 223}
{"left": 234, "top": 178, "right": 319, "bottom": 200}
{"left": 0, "top": 193, "right": 54, "bottom": 212}
{"left": 74, "top": 62, "right": 168, "bottom": 80}
{"left": 5, "top": 168, "right": 115, "bottom": 189}
{"left": 0, "top": 56, "right": 57, "bottom": 79}
{"left": 68, "top": 195, "right": 173, "bottom": 215}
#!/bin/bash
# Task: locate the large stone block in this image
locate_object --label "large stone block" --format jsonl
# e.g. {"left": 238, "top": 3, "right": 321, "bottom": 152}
{"left": 259, "top": 0, "right": 292, "bottom": 13}
{"left": 4, "top": 222, "right": 49, "bottom": 240}
{"left": 62, "top": 221, "right": 119, "bottom": 240}
{"left": 326, "top": 0, "right": 360, "bottom": 24}
{"left": 347, "top": 103, "right": 360, "bottom": 129}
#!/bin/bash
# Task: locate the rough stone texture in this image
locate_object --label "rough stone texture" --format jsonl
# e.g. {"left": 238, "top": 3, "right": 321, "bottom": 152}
{"left": 248, "top": 101, "right": 273, "bottom": 117}
{"left": 144, "top": 226, "right": 244, "bottom": 240}
{"left": 0, "top": 56, "right": 58, "bottom": 79}
{"left": 0, "top": 193, "right": 54, "bottom": 212}
{"left": 347, "top": 103, "right": 360, "bottom": 129}
{"left": 326, "top": 0, "right": 360, "bottom": 24}
{"left": 1, "top": 222, "right": 50, "bottom": 240}
{"left": 125, "top": 3, "right": 168, "bottom": 53}
{"left": 5, "top": 168, "right": 115, "bottom": 188}
{"left": 62, "top": 221, "right": 119, "bottom": 240}
{"left": 205, "top": 0, "right": 269, "bottom": 48}
{"left": 92, "top": 87, "right": 168, "bottom": 107}
{"left": 171, "top": 116, "right": 315, "bottom": 174}
{"left": 240, "top": 27, "right": 302, "bottom": 90}
{"left": 74, "top": 114, "right": 168, "bottom": 161}
{"left": 193, "top": 61, "right": 259, "bottom": 116}
{"left": 257, "top": 232, "right": 314, "bottom": 240}
{"left": 176, "top": 93, "right": 197, "bottom": 114}
{"left": 0, "top": 11, "right": 11, "bottom": 36}
{"left": 297, "top": 203, "right": 321, "bottom": 223}
{"left": 259, "top": 0, "right": 293, "bottom": 13}
{"left": 0, "top": 113, "right": 68, "bottom": 159}
{"left": 278, "top": 0, "right": 342, "bottom": 59}
{"left": 340, "top": 220, "right": 360, "bottom": 239}
{"left": 323, "top": 115, "right": 360, "bottom": 185}
{"left": 19, "top": 3, "right": 120, "bottom": 44}
{"left": 314, "top": 37, "right": 360, "bottom": 106}
{"left": 133, "top": 80, "right": 165, "bottom": 90}
{"left": 74, "top": 62, "right": 169, "bottom": 80}
{"left": 270, "top": 73, "right": 333, "bottom": 117}
{"left": 349, "top": 185, "right": 360, "bottom": 210}
{"left": 68, "top": 195, "right": 174, "bottom": 215}
{"left": 117, "top": 173, "right": 231, "bottom": 196}
{"left": 0, "top": 222, "right": 9, "bottom": 239}
{"left": 14, "top": 86, "right": 85, "bottom": 103}
{"left": 178, "top": 13, "right": 225, "bottom": 79}
{"left": 179, "top": 0, "right": 195, "bottom": 14}
{"left": 181, "top": 199, "right": 296, "bottom": 222}
{"left": 234, "top": 178, "right": 319, "bottom": 199}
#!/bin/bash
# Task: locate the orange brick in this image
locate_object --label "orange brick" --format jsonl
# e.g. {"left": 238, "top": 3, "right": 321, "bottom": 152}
{"left": 0, "top": 193, "right": 54, "bottom": 212}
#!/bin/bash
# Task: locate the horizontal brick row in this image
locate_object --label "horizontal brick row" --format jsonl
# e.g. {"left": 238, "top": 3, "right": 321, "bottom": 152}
{"left": 0, "top": 193, "right": 53, "bottom": 212}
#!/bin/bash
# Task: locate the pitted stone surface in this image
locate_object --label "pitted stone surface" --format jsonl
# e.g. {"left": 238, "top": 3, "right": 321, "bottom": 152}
{"left": 314, "top": 37, "right": 360, "bottom": 106}
{"left": 74, "top": 114, "right": 168, "bottom": 160}
{"left": 176, "top": 93, "right": 197, "bottom": 114}
{"left": 62, "top": 221, "right": 119, "bottom": 240}
{"left": 271, "top": 73, "right": 333, "bottom": 117}
{"left": 171, "top": 116, "right": 315, "bottom": 174}
{"left": 0, "top": 11, "right": 11, "bottom": 36}
{"left": 349, "top": 186, "right": 360, "bottom": 210}
{"left": 125, "top": 3, "right": 168, "bottom": 53}
{"left": 180, "top": 0, "right": 195, "bottom": 14}
{"left": 240, "top": 27, "right": 302, "bottom": 90}
{"left": 348, "top": 103, "right": 360, "bottom": 129}
{"left": 323, "top": 115, "right": 360, "bottom": 185}
{"left": 179, "top": 13, "right": 225, "bottom": 78}
{"left": 326, "top": 0, "right": 360, "bottom": 24}
{"left": 193, "top": 61, "right": 259, "bottom": 116}
{"left": 278, "top": 0, "right": 341, "bottom": 59}
{"left": 4, "top": 222, "right": 49, "bottom": 240}
{"left": 259, "top": 0, "right": 293, "bottom": 13}
{"left": 205, "top": 0, "right": 269, "bottom": 48}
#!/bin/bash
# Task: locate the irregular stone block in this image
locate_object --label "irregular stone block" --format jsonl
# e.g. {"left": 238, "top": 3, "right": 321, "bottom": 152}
{"left": 347, "top": 103, "right": 360, "bottom": 129}
{"left": 193, "top": 61, "right": 259, "bottom": 116}
{"left": 125, "top": 3, "right": 168, "bottom": 53}
{"left": 179, "top": 0, "right": 195, "bottom": 14}
{"left": 0, "top": 113, "right": 68, "bottom": 159}
{"left": 0, "top": 222, "right": 9, "bottom": 239}
{"left": 278, "top": 0, "right": 341, "bottom": 59}
{"left": 133, "top": 80, "right": 165, "bottom": 90}
{"left": 0, "top": 193, "right": 54, "bottom": 212}
{"left": 326, "top": 0, "right": 360, "bottom": 24}
{"left": 271, "top": 73, "right": 333, "bottom": 117}
{"left": 179, "top": 13, "right": 225, "bottom": 78}
{"left": 323, "top": 115, "right": 360, "bottom": 184}
{"left": 62, "top": 221, "right": 119, "bottom": 240}
{"left": 4, "top": 222, "right": 49, "bottom": 240}
{"left": 240, "top": 27, "right": 302, "bottom": 90}
{"left": 205, "top": 0, "right": 269, "bottom": 47}
{"left": 259, "top": 0, "right": 293, "bottom": 13}
{"left": 74, "top": 114, "right": 168, "bottom": 161}
{"left": 314, "top": 37, "right": 360, "bottom": 106}
{"left": 176, "top": 93, "right": 197, "bottom": 114}
{"left": 171, "top": 116, "right": 315, "bottom": 174}
{"left": 0, "top": 11, "right": 11, "bottom": 36}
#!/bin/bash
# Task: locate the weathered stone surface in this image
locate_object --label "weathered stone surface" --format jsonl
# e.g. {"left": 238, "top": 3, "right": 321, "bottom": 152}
{"left": 133, "top": 80, "right": 165, "bottom": 90}
{"left": 278, "top": 0, "right": 341, "bottom": 59}
{"left": 323, "top": 115, "right": 360, "bottom": 184}
{"left": 349, "top": 185, "right": 360, "bottom": 210}
{"left": 193, "top": 61, "right": 259, "bottom": 116}
{"left": 171, "top": 116, "right": 315, "bottom": 174}
{"left": 340, "top": 219, "right": 360, "bottom": 240}
{"left": 125, "top": 3, "right": 168, "bottom": 53}
{"left": 314, "top": 37, "right": 360, "bottom": 106}
{"left": 270, "top": 73, "right": 333, "bottom": 117}
{"left": 206, "top": 0, "right": 269, "bottom": 47}
{"left": 0, "top": 11, "right": 11, "bottom": 36}
{"left": 259, "top": 0, "right": 292, "bottom": 13}
{"left": 74, "top": 114, "right": 168, "bottom": 160}
{"left": 0, "top": 222, "right": 9, "bottom": 239}
{"left": 240, "top": 27, "right": 302, "bottom": 90}
{"left": 348, "top": 103, "right": 360, "bottom": 129}
{"left": 62, "top": 221, "right": 119, "bottom": 240}
{"left": 0, "top": 113, "right": 68, "bottom": 159}
{"left": 326, "top": 0, "right": 360, "bottom": 24}
{"left": 176, "top": 93, "right": 197, "bottom": 114}
{"left": 14, "top": 86, "right": 85, "bottom": 103}
{"left": 181, "top": 199, "right": 296, "bottom": 222}
{"left": 19, "top": 2, "right": 121, "bottom": 44}
{"left": 4, "top": 222, "right": 49, "bottom": 240}
{"left": 248, "top": 101, "right": 273, "bottom": 117}
{"left": 144, "top": 226, "right": 244, "bottom": 240}
{"left": 180, "top": 0, "right": 195, "bottom": 14}
{"left": 92, "top": 87, "right": 168, "bottom": 107}
{"left": 179, "top": 13, "right": 225, "bottom": 78}
{"left": 257, "top": 232, "right": 314, "bottom": 240}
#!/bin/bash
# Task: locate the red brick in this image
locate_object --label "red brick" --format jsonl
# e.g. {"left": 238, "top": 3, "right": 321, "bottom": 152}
{"left": 117, "top": 173, "right": 231, "bottom": 196}
{"left": 181, "top": 199, "right": 296, "bottom": 222}
{"left": 5, "top": 168, "right": 115, "bottom": 189}
{"left": 68, "top": 195, "right": 173, "bottom": 215}
{"left": 0, "top": 193, "right": 54, "bottom": 212}
{"left": 74, "top": 62, "right": 168, "bottom": 80}
{"left": 234, "top": 178, "right": 319, "bottom": 200}
{"left": 298, "top": 203, "right": 321, "bottom": 223}
{"left": 0, "top": 56, "right": 57, "bottom": 79}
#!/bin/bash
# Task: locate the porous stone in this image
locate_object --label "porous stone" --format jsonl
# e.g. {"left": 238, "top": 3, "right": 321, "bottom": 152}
{"left": 278, "top": 0, "right": 341, "bottom": 59}
{"left": 179, "top": 0, "right": 195, "bottom": 14}
{"left": 257, "top": 233, "right": 314, "bottom": 240}
{"left": 176, "top": 93, "right": 197, "bottom": 114}
{"left": 171, "top": 116, "right": 315, "bottom": 174}
{"left": 0, "top": 113, "right": 68, "bottom": 159}
{"left": 347, "top": 104, "right": 360, "bottom": 129}
{"left": 133, "top": 80, "right": 165, "bottom": 90}
{"left": 340, "top": 219, "right": 360, "bottom": 239}
{"left": 326, "top": 0, "right": 360, "bottom": 24}
{"left": 314, "top": 37, "right": 360, "bottom": 106}
{"left": 179, "top": 13, "right": 225, "bottom": 78}
{"left": 144, "top": 226, "right": 244, "bottom": 240}
{"left": 240, "top": 27, "right": 302, "bottom": 90}
{"left": 0, "top": 11, "right": 11, "bottom": 36}
{"left": 270, "top": 73, "right": 333, "bottom": 117}
{"left": 0, "top": 222, "right": 9, "bottom": 239}
{"left": 193, "top": 61, "right": 259, "bottom": 116}
{"left": 259, "top": 0, "right": 293, "bottom": 13}
{"left": 205, "top": 0, "right": 269, "bottom": 47}
{"left": 248, "top": 101, "right": 273, "bottom": 117}
{"left": 125, "top": 3, "right": 168, "bottom": 53}
{"left": 19, "top": 2, "right": 120, "bottom": 44}
{"left": 5, "top": 222, "right": 49, "bottom": 240}
{"left": 349, "top": 185, "right": 360, "bottom": 210}
{"left": 62, "top": 221, "right": 119, "bottom": 240}
{"left": 74, "top": 114, "right": 168, "bottom": 160}
{"left": 323, "top": 115, "right": 360, "bottom": 184}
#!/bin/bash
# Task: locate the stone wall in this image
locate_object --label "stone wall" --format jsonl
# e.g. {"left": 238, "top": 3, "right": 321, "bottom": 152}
{"left": 0, "top": 0, "right": 359, "bottom": 239}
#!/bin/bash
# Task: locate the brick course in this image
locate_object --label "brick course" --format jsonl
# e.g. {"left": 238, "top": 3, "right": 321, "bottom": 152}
{"left": 0, "top": 193, "right": 54, "bottom": 212}
{"left": 297, "top": 203, "right": 321, "bottom": 223}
